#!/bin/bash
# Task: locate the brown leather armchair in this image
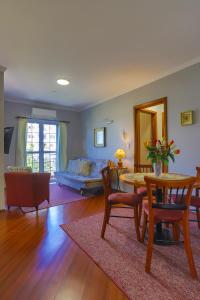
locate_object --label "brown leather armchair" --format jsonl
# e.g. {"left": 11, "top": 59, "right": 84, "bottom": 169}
{"left": 4, "top": 172, "right": 51, "bottom": 210}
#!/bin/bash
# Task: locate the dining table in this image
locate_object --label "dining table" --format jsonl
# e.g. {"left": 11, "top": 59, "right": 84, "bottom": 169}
{"left": 120, "top": 172, "right": 198, "bottom": 245}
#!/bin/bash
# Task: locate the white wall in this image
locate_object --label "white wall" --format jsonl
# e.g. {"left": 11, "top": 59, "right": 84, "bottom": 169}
{"left": 0, "top": 68, "right": 5, "bottom": 209}
{"left": 4, "top": 100, "right": 83, "bottom": 169}
{"left": 81, "top": 63, "right": 200, "bottom": 175}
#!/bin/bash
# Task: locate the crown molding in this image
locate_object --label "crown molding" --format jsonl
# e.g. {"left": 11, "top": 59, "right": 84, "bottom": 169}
{"left": 0, "top": 65, "right": 6, "bottom": 72}
{"left": 5, "top": 97, "right": 80, "bottom": 112}
{"left": 80, "top": 57, "right": 200, "bottom": 112}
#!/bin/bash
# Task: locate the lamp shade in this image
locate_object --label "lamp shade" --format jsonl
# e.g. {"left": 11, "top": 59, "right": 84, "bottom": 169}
{"left": 114, "top": 148, "right": 126, "bottom": 159}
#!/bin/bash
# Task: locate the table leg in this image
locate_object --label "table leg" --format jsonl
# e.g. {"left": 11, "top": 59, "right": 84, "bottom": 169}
{"left": 154, "top": 188, "right": 175, "bottom": 245}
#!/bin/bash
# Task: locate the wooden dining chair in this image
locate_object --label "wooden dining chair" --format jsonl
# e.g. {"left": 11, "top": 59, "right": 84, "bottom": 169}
{"left": 173, "top": 167, "right": 200, "bottom": 229}
{"left": 190, "top": 167, "right": 200, "bottom": 229}
{"left": 141, "top": 176, "right": 198, "bottom": 279}
{"left": 134, "top": 164, "right": 153, "bottom": 173}
{"left": 134, "top": 164, "right": 154, "bottom": 224}
{"left": 100, "top": 166, "right": 142, "bottom": 241}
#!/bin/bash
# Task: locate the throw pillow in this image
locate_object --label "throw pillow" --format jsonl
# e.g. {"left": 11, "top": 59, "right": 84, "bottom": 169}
{"left": 79, "top": 160, "right": 91, "bottom": 176}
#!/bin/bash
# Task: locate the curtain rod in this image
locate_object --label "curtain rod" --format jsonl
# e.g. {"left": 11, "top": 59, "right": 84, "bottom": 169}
{"left": 16, "top": 116, "right": 70, "bottom": 124}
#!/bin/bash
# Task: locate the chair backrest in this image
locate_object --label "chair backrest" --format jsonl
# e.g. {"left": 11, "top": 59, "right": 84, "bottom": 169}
{"left": 134, "top": 164, "right": 153, "bottom": 173}
{"left": 101, "top": 166, "right": 112, "bottom": 199}
{"left": 195, "top": 167, "right": 200, "bottom": 196}
{"left": 144, "top": 176, "right": 196, "bottom": 214}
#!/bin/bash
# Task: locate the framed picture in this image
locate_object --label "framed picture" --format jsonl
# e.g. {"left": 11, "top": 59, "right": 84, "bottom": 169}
{"left": 94, "top": 127, "right": 106, "bottom": 147}
{"left": 180, "top": 110, "right": 193, "bottom": 126}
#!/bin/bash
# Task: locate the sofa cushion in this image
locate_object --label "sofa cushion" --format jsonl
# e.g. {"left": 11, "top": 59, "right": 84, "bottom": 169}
{"left": 79, "top": 160, "right": 92, "bottom": 176}
{"left": 67, "top": 159, "right": 81, "bottom": 174}
{"left": 90, "top": 159, "right": 109, "bottom": 177}
{"left": 67, "top": 159, "right": 92, "bottom": 176}
{"left": 62, "top": 172, "right": 102, "bottom": 183}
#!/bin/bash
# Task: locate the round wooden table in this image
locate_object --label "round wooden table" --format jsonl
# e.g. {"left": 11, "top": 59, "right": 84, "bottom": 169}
{"left": 120, "top": 172, "right": 190, "bottom": 187}
{"left": 120, "top": 172, "right": 192, "bottom": 245}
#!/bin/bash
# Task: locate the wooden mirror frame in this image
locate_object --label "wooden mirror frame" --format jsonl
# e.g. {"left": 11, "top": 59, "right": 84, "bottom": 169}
{"left": 134, "top": 97, "right": 168, "bottom": 171}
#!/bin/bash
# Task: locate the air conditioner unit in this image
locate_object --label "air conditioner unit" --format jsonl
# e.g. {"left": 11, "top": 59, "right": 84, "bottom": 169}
{"left": 32, "top": 108, "right": 57, "bottom": 120}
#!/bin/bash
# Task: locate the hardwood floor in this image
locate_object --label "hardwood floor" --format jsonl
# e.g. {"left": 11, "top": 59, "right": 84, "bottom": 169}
{"left": 0, "top": 196, "right": 128, "bottom": 300}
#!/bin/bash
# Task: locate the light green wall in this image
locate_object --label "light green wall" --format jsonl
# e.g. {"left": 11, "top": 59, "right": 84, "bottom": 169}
{"left": 81, "top": 63, "right": 200, "bottom": 176}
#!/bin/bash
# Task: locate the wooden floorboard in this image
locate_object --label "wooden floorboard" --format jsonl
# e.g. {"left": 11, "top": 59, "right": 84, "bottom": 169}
{"left": 0, "top": 196, "right": 128, "bottom": 300}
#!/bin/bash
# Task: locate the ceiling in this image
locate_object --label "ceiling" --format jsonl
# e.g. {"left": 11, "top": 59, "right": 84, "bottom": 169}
{"left": 1, "top": 0, "right": 200, "bottom": 111}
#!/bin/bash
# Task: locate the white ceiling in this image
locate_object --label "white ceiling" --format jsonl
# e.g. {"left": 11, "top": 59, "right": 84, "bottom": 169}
{"left": 1, "top": 0, "right": 200, "bottom": 111}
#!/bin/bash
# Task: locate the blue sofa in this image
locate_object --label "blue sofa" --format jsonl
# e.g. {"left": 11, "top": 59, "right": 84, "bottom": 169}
{"left": 54, "top": 158, "right": 109, "bottom": 193}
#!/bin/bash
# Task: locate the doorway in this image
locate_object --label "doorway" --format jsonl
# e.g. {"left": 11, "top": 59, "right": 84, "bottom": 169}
{"left": 134, "top": 97, "right": 167, "bottom": 168}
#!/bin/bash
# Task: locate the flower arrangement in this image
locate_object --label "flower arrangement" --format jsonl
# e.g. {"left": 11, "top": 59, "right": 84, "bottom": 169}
{"left": 144, "top": 139, "right": 180, "bottom": 165}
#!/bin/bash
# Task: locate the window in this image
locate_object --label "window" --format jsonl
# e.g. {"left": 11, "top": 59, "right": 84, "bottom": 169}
{"left": 26, "top": 120, "right": 57, "bottom": 175}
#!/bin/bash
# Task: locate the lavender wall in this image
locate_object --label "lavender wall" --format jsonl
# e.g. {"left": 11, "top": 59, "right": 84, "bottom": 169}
{"left": 81, "top": 63, "right": 200, "bottom": 176}
{"left": 0, "top": 70, "right": 5, "bottom": 209}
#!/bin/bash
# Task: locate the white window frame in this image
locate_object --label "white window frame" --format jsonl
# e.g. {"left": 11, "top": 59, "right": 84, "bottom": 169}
{"left": 26, "top": 119, "right": 58, "bottom": 174}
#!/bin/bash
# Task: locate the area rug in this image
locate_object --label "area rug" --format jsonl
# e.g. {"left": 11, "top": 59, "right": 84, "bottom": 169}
{"left": 61, "top": 208, "right": 200, "bottom": 300}
{"left": 21, "top": 183, "right": 88, "bottom": 213}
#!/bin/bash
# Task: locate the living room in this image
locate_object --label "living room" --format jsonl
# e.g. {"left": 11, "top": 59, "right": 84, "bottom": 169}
{"left": 0, "top": 1, "right": 200, "bottom": 299}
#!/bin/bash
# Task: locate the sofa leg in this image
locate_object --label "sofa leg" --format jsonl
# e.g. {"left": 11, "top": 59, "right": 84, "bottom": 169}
{"left": 7, "top": 205, "right": 10, "bottom": 211}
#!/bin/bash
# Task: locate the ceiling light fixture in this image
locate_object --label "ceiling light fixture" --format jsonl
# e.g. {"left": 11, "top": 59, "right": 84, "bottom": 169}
{"left": 57, "top": 79, "right": 70, "bottom": 86}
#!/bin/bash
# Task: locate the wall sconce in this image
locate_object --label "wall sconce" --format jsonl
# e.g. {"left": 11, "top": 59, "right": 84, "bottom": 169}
{"left": 122, "top": 129, "right": 130, "bottom": 148}
{"left": 104, "top": 118, "right": 114, "bottom": 125}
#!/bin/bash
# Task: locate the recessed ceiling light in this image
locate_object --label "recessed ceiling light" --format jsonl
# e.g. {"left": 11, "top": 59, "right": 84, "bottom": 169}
{"left": 57, "top": 79, "right": 70, "bottom": 86}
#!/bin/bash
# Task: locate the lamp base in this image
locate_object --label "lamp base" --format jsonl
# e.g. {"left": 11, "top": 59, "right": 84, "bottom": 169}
{"left": 117, "top": 161, "right": 123, "bottom": 169}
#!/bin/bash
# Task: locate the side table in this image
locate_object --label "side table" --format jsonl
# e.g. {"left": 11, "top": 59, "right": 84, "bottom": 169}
{"left": 111, "top": 167, "right": 129, "bottom": 191}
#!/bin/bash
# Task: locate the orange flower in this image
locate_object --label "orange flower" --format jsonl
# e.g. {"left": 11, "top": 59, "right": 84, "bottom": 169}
{"left": 169, "top": 140, "right": 174, "bottom": 146}
{"left": 174, "top": 149, "right": 180, "bottom": 155}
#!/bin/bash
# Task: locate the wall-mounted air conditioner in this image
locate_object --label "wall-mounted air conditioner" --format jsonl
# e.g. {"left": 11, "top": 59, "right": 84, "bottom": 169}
{"left": 32, "top": 108, "right": 57, "bottom": 120}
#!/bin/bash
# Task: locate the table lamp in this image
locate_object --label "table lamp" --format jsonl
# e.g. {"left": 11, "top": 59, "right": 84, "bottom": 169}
{"left": 114, "top": 148, "right": 126, "bottom": 168}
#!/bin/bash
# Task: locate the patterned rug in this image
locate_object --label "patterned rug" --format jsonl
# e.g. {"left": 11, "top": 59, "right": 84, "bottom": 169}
{"left": 61, "top": 208, "right": 200, "bottom": 300}
{"left": 21, "top": 183, "right": 88, "bottom": 213}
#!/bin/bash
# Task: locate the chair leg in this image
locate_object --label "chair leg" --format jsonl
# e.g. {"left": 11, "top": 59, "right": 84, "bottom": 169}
{"left": 141, "top": 212, "right": 148, "bottom": 242}
{"left": 101, "top": 204, "right": 111, "bottom": 239}
{"left": 7, "top": 205, "right": 10, "bottom": 211}
{"left": 138, "top": 200, "right": 143, "bottom": 226}
{"left": 172, "top": 223, "right": 180, "bottom": 242}
{"left": 134, "top": 205, "right": 140, "bottom": 241}
{"left": 196, "top": 208, "right": 200, "bottom": 229}
{"left": 182, "top": 218, "right": 198, "bottom": 279}
{"left": 35, "top": 206, "right": 38, "bottom": 211}
{"left": 145, "top": 216, "right": 154, "bottom": 273}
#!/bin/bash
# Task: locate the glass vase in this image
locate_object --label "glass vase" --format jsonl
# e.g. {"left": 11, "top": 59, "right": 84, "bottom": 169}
{"left": 153, "top": 161, "right": 162, "bottom": 176}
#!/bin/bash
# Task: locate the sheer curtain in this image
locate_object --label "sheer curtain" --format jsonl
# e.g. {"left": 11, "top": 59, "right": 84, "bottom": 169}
{"left": 57, "top": 122, "right": 68, "bottom": 171}
{"left": 16, "top": 117, "right": 27, "bottom": 166}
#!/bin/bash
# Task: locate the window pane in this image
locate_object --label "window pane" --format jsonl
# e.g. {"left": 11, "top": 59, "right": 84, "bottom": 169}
{"left": 43, "top": 124, "right": 57, "bottom": 152}
{"left": 26, "top": 153, "right": 39, "bottom": 172}
{"left": 44, "top": 152, "right": 56, "bottom": 175}
{"left": 44, "top": 124, "right": 49, "bottom": 133}
{"left": 49, "top": 125, "right": 56, "bottom": 133}
{"left": 26, "top": 123, "right": 39, "bottom": 151}
{"left": 27, "top": 123, "right": 39, "bottom": 132}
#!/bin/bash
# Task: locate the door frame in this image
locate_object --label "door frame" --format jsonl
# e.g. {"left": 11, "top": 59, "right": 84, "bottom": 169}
{"left": 135, "top": 109, "right": 157, "bottom": 164}
{"left": 134, "top": 97, "right": 168, "bottom": 169}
